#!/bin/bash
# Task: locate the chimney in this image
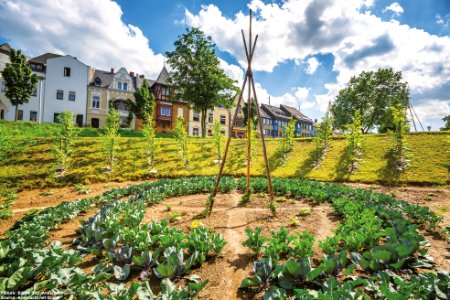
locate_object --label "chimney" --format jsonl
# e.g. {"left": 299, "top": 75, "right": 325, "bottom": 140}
{"left": 129, "top": 71, "right": 135, "bottom": 77}
{"left": 110, "top": 68, "right": 115, "bottom": 74}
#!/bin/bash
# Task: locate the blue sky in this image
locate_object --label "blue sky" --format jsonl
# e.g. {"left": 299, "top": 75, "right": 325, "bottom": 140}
{"left": 1, "top": 0, "right": 449, "bottom": 130}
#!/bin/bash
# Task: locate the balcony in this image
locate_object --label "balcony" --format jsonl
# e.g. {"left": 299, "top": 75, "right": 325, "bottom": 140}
{"left": 116, "top": 110, "right": 129, "bottom": 117}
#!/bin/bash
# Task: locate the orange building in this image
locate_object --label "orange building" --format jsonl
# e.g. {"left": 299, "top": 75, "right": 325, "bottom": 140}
{"left": 150, "top": 66, "right": 188, "bottom": 133}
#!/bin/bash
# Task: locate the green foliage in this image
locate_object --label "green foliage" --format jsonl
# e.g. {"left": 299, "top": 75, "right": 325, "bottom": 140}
{"left": 344, "top": 111, "right": 364, "bottom": 171}
{"left": 174, "top": 117, "right": 188, "bottom": 165}
{"left": 166, "top": 27, "right": 237, "bottom": 137}
{"left": 441, "top": 115, "right": 450, "bottom": 131}
{"left": 331, "top": 68, "right": 410, "bottom": 133}
{"left": 243, "top": 100, "right": 258, "bottom": 128}
{"left": 53, "top": 111, "right": 75, "bottom": 174}
{"left": 242, "top": 227, "right": 268, "bottom": 256}
{"left": 1, "top": 49, "right": 38, "bottom": 121}
{"left": 73, "top": 183, "right": 90, "bottom": 194}
{"left": 212, "top": 121, "right": 223, "bottom": 162}
{"left": 130, "top": 79, "right": 154, "bottom": 121}
{"left": 389, "top": 103, "right": 410, "bottom": 171}
{"left": 142, "top": 102, "right": 158, "bottom": 169}
{"left": 313, "top": 114, "right": 333, "bottom": 163}
{"left": 102, "top": 108, "right": 120, "bottom": 172}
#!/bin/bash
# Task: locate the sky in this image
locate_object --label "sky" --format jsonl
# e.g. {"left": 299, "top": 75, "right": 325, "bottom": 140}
{"left": 1, "top": 0, "right": 449, "bottom": 130}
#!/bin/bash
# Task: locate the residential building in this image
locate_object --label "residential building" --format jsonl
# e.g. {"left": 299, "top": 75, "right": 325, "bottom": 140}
{"left": 149, "top": 66, "right": 188, "bottom": 133}
{"left": 260, "top": 104, "right": 291, "bottom": 137}
{"left": 260, "top": 108, "right": 274, "bottom": 137}
{"left": 0, "top": 44, "right": 46, "bottom": 122}
{"left": 280, "top": 104, "right": 314, "bottom": 137}
{"left": 42, "top": 55, "right": 90, "bottom": 126}
{"left": 87, "top": 67, "right": 136, "bottom": 128}
{"left": 188, "top": 105, "right": 231, "bottom": 137}
{"left": 230, "top": 96, "right": 246, "bottom": 138}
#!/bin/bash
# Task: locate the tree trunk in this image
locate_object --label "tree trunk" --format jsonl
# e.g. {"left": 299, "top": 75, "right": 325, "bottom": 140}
{"left": 15, "top": 105, "right": 18, "bottom": 121}
{"left": 201, "top": 109, "right": 207, "bottom": 138}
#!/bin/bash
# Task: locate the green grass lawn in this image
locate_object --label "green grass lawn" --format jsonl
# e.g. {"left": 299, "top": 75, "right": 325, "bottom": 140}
{"left": 0, "top": 131, "right": 448, "bottom": 191}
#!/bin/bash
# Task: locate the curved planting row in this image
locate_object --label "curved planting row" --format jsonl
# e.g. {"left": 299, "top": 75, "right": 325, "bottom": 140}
{"left": 0, "top": 176, "right": 234, "bottom": 298}
{"left": 0, "top": 176, "right": 448, "bottom": 299}
{"left": 236, "top": 177, "right": 449, "bottom": 299}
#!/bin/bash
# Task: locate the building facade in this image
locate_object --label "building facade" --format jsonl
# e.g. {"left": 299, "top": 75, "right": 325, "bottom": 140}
{"left": 87, "top": 67, "right": 136, "bottom": 128}
{"left": 188, "top": 107, "right": 230, "bottom": 137}
{"left": 280, "top": 104, "right": 314, "bottom": 137}
{"left": 149, "top": 66, "right": 188, "bottom": 133}
{"left": 42, "top": 55, "right": 90, "bottom": 126}
{"left": 260, "top": 104, "right": 291, "bottom": 137}
{"left": 0, "top": 44, "right": 46, "bottom": 122}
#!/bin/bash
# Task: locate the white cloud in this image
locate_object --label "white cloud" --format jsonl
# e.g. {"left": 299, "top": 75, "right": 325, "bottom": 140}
{"left": 0, "top": 0, "right": 165, "bottom": 78}
{"left": 382, "top": 2, "right": 404, "bottom": 16}
{"left": 219, "top": 58, "right": 244, "bottom": 85}
{"left": 305, "top": 57, "right": 320, "bottom": 74}
{"left": 185, "top": 0, "right": 450, "bottom": 128}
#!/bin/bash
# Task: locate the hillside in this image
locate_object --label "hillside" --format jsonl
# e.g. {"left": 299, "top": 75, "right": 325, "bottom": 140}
{"left": 0, "top": 132, "right": 448, "bottom": 191}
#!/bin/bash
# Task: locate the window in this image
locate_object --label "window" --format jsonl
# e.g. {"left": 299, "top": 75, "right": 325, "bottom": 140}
{"left": 1, "top": 81, "right": 6, "bottom": 92}
{"left": 161, "top": 87, "right": 169, "bottom": 96}
{"left": 30, "top": 111, "right": 37, "bottom": 122}
{"left": 0, "top": 109, "right": 4, "bottom": 120}
{"left": 56, "top": 90, "right": 64, "bottom": 100}
{"left": 32, "top": 88, "right": 37, "bottom": 97}
{"left": 220, "top": 130, "right": 225, "bottom": 135}
{"left": 94, "top": 77, "right": 101, "bottom": 86}
{"left": 220, "top": 115, "right": 226, "bottom": 125}
{"left": 160, "top": 107, "right": 171, "bottom": 116}
{"left": 208, "top": 113, "right": 213, "bottom": 123}
{"left": 17, "top": 110, "right": 23, "bottom": 121}
{"left": 117, "top": 82, "right": 122, "bottom": 90}
{"left": 123, "top": 83, "right": 128, "bottom": 91}
{"left": 64, "top": 67, "right": 71, "bottom": 77}
{"left": 69, "top": 91, "right": 76, "bottom": 101}
{"left": 54, "top": 113, "right": 60, "bottom": 123}
{"left": 177, "top": 107, "right": 183, "bottom": 118}
{"left": 207, "top": 129, "right": 212, "bottom": 136}
{"left": 92, "top": 95, "right": 100, "bottom": 109}
{"left": 192, "top": 128, "right": 199, "bottom": 136}
{"left": 193, "top": 112, "right": 199, "bottom": 122}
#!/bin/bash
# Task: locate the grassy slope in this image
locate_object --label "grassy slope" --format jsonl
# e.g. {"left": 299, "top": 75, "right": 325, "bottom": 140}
{"left": 0, "top": 132, "right": 448, "bottom": 191}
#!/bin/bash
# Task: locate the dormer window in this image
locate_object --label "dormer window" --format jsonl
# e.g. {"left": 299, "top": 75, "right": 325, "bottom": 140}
{"left": 94, "top": 77, "right": 101, "bottom": 87}
{"left": 64, "top": 67, "right": 71, "bottom": 77}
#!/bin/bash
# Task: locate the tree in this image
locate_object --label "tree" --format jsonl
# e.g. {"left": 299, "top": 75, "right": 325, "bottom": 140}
{"left": 103, "top": 108, "right": 120, "bottom": 172}
{"left": 243, "top": 100, "right": 258, "bottom": 129}
{"left": 1, "top": 49, "right": 38, "bottom": 121}
{"left": 331, "top": 68, "right": 409, "bottom": 133}
{"left": 212, "top": 121, "right": 223, "bottom": 162}
{"left": 166, "top": 27, "right": 237, "bottom": 137}
{"left": 130, "top": 79, "right": 154, "bottom": 121}
{"left": 441, "top": 115, "right": 450, "bottom": 131}
{"left": 53, "top": 111, "right": 75, "bottom": 174}
{"left": 174, "top": 117, "right": 188, "bottom": 165}
{"left": 389, "top": 103, "right": 410, "bottom": 171}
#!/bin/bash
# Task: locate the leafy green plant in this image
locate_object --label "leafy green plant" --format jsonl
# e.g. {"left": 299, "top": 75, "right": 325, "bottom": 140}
{"left": 313, "top": 114, "right": 333, "bottom": 164}
{"left": 212, "top": 121, "right": 223, "bottom": 163}
{"left": 344, "top": 110, "right": 364, "bottom": 171}
{"left": 242, "top": 227, "right": 268, "bottom": 256}
{"left": 389, "top": 103, "right": 410, "bottom": 171}
{"left": 73, "top": 183, "right": 91, "bottom": 194}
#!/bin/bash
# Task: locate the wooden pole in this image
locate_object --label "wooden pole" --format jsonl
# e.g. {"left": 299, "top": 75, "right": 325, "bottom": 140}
{"left": 208, "top": 9, "right": 275, "bottom": 214}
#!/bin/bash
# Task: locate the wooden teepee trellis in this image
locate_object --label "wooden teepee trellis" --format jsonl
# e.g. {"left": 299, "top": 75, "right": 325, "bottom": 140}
{"left": 207, "top": 10, "right": 275, "bottom": 214}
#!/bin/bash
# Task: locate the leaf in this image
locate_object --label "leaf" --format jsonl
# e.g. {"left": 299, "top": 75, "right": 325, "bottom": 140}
{"left": 133, "top": 256, "right": 145, "bottom": 267}
{"left": 113, "top": 265, "right": 130, "bottom": 281}
{"left": 263, "top": 286, "right": 287, "bottom": 300}
{"left": 154, "top": 264, "right": 175, "bottom": 279}
{"left": 285, "top": 259, "right": 302, "bottom": 277}
{"left": 160, "top": 278, "right": 176, "bottom": 296}
{"left": 239, "top": 277, "right": 259, "bottom": 288}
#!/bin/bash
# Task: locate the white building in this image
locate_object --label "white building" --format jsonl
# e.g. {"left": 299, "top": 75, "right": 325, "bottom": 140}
{"left": 42, "top": 55, "right": 90, "bottom": 126}
{"left": 0, "top": 43, "right": 46, "bottom": 122}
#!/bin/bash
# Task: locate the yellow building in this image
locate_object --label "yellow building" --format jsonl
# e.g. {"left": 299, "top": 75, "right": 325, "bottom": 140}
{"left": 87, "top": 67, "right": 136, "bottom": 128}
{"left": 188, "top": 106, "right": 231, "bottom": 137}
